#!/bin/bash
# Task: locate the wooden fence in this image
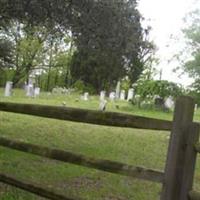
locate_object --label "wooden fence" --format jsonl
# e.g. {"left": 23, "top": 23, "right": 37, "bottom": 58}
{"left": 0, "top": 96, "right": 200, "bottom": 200}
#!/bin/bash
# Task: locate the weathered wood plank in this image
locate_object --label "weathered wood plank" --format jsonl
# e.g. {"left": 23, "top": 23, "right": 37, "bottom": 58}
{"left": 0, "top": 173, "right": 82, "bottom": 200}
{"left": 189, "top": 190, "right": 200, "bottom": 200}
{"left": 161, "top": 96, "right": 196, "bottom": 200}
{"left": 0, "top": 136, "right": 164, "bottom": 183}
{"left": 180, "top": 123, "right": 200, "bottom": 200}
{"left": 195, "top": 142, "right": 200, "bottom": 153}
{"left": 0, "top": 102, "right": 172, "bottom": 131}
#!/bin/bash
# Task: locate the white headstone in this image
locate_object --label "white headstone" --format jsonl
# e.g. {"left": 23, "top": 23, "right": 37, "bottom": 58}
{"left": 109, "top": 92, "right": 116, "bottom": 101}
{"left": 127, "top": 88, "right": 134, "bottom": 101}
{"left": 4, "top": 81, "right": 13, "bottom": 97}
{"left": 34, "top": 87, "right": 40, "bottom": 97}
{"left": 100, "top": 91, "right": 106, "bottom": 101}
{"left": 120, "top": 90, "right": 126, "bottom": 100}
{"left": 99, "top": 99, "right": 107, "bottom": 111}
{"left": 164, "top": 97, "right": 174, "bottom": 109}
{"left": 26, "top": 84, "right": 34, "bottom": 97}
{"left": 115, "top": 81, "right": 121, "bottom": 99}
{"left": 83, "top": 92, "right": 89, "bottom": 101}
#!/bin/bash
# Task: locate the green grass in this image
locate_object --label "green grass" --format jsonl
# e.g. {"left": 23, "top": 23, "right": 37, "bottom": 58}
{"left": 0, "top": 88, "right": 200, "bottom": 200}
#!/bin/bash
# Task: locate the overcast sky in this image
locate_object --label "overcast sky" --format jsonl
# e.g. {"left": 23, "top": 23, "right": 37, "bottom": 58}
{"left": 138, "top": 0, "right": 198, "bottom": 86}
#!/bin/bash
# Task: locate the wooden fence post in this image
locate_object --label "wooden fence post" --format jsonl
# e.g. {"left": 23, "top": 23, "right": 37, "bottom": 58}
{"left": 161, "top": 96, "right": 200, "bottom": 200}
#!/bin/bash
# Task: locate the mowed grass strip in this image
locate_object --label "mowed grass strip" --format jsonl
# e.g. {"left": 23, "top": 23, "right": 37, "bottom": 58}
{"left": 0, "top": 89, "right": 200, "bottom": 199}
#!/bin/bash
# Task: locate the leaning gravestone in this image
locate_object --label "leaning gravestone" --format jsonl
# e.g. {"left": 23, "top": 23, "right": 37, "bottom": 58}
{"left": 127, "top": 88, "right": 134, "bottom": 101}
{"left": 120, "top": 90, "right": 126, "bottom": 100}
{"left": 4, "top": 81, "right": 13, "bottom": 97}
{"left": 99, "top": 99, "right": 107, "bottom": 111}
{"left": 100, "top": 91, "right": 106, "bottom": 101}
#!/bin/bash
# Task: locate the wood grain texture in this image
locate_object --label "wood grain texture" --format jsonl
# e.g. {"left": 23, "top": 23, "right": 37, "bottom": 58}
{"left": 0, "top": 136, "right": 164, "bottom": 183}
{"left": 0, "top": 102, "right": 172, "bottom": 131}
{"left": 161, "top": 96, "right": 196, "bottom": 200}
{"left": 189, "top": 191, "right": 200, "bottom": 200}
{"left": 0, "top": 173, "right": 82, "bottom": 200}
{"left": 195, "top": 143, "right": 200, "bottom": 153}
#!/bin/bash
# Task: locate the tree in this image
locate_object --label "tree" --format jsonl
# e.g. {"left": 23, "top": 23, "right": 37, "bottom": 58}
{"left": 0, "top": 38, "right": 14, "bottom": 69}
{"left": 4, "top": 22, "right": 50, "bottom": 86}
{"left": 135, "top": 80, "right": 183, "bottom": 100}
{"left": 179, "top": 8, "right": 200, "bottom": 103}
{"left": 0, "top": 0, "right": 72, "bottom": 81}
{"left": 0, "top": 18, "right": 71, "bottom": 87}
{"left": 0, "top": 0, "right": 72, "bottom": 28}
{"left": 1, "top": 0, "right": 153, "bottom": 92}
{"left": 70, "top": 0, "right": 154, "bottom": 93}
{"left": 182, "top": 9, "right": 200, "bottom": 79}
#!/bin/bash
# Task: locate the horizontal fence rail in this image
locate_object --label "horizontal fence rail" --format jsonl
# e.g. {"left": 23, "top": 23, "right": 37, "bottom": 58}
{"left": 0, "top": 137, "right": 164, "bottom": 183}
{"left": 0, "top": 173, "right": 82, "bottom": 200}
{"left": 189, "top": 191, "right": 200, "bottom": 200}
{"left": 0, "top": 102, "right": 172, "bottom": 131}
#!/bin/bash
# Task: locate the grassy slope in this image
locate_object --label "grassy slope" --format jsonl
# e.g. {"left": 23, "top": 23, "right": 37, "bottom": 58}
{"left": 0, "top": 88, "right": 199, "bottom": 200}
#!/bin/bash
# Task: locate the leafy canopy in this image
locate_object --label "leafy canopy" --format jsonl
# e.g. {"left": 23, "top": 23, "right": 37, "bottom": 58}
{"left": 135, "top": 80, "right": 183, "bottom": 100}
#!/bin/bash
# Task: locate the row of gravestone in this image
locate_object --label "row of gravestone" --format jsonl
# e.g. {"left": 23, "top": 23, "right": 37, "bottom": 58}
{"left": 3, "top": 81, "right": 170, "bottom": 105}
{"left": 4, "top": 81, "right": 40, "bottom": 98}
{"left": 104, "top": 89, "right": 134, "bottom": 101}
{"left": 4, "top": 81, "right": 194, "bottom": 111}
{"left": 3, "top": 81, "right": 134, "bottom": 101}
{"left": 78, "top": 89, "right": 134, "bottom": 102}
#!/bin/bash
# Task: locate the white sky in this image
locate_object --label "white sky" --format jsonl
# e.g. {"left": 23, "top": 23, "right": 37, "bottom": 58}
{"left": 138, "top": 0, "right": 198, "bottom": 87}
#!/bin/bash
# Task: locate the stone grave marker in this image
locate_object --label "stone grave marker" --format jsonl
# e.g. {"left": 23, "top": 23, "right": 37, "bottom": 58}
{"left": 100, "top": 91, "right": 106, "bottom": 101}
{"left": 109, "top": 92, "right": 116, "bottom": 101}
{"left": 34, "top": 87, "right": 40, "bottom": 97}
{"left": 164, "top": 96, "right": 174, "bottom": 109}
{"left": 26, "top": 84, "right": 34, "bottom": 97}
{"left": 4, "top": 81, "right": 13, "bottom": 97}
{"left": 99, "top": 99, "right": 107, "bottom": 111}
{"left": 127, "top": 88, "right": 134, "bottom": 101}
{"left": 83, "top": 92, "right": 89, "bottom": 101}
{"left": 120, "top": 90, "right": 125, "bottom": 100}
{"left": 115, "top": 81, "right": 121, "bottom": 99}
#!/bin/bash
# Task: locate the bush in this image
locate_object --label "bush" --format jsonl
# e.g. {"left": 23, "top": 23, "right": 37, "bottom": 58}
{"left": 135, "top": 80, "right": 183, "bottom": 100}
{"left": 73, "top": 80, "right": 96, "bottom": 94}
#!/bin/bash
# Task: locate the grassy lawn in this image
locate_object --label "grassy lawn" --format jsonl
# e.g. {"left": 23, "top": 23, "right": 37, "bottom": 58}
{"left": 0, "top": 88, "right": 200, "bottom": 200}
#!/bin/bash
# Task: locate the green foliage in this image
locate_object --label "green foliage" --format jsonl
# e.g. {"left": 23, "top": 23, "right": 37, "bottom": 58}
{"left": 0, "top": 69, "right": 15, "bottom": 87}
{"left": 73, "top": 80, "right": 85, "bottom": 92}
{"left": 0, "top": 20, "right": 72, "bottom": 89}
{"left": 0, "top": 38, "right": 14, "bottom": 68}
{"left": 135, "top": 80, "right": 183, "bottom": 100}
{"left": 187, "top": 79, "right": 200, "bottom": 104}
{"left": 184, "top": 53, "right": 200, "bottom": 79}
{"left": 70, "top": 0, "right": 153, "bottom": 92}
{"left": 121, "top": 77, "right": 131, "bottom": 94}
{"left": 73, "top": 80, "right": 96, "bottom": 94}
{"left": 0, "top": 0, "right": 71, "bottom": 28}
{"left": 38, "top": 69, "right": 66, "bottom": 91}
{"left": 1, "top": 0, "right": 154, "bottom": 93}
{"left": 181, "top": 9, "right": 200, "bottom": 102}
